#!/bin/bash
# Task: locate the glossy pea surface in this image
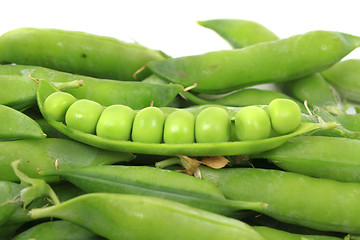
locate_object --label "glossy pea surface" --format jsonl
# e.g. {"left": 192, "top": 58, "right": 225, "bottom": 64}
{"left": 195, "top": 107, "right": 230, "bottom": 143}
{"left": 65, "top": 99, "right": 103, "bottom": 134}
{"left": 44, "top": 92, "right": 76, "bottom": 122}
{"left": 268, "top": 99, "right": 301, "bottom": 135}
{"left": 235, "top": 106, "right": 271, "bottom": 141}
{"left": 96, "top": 105, "right": 135, "bottom": 141}
{"left": 131, "top": 107, "right": 165, "bottom": 143}
{"left": 163, "top": 110, "right": 195, "bottom": 144}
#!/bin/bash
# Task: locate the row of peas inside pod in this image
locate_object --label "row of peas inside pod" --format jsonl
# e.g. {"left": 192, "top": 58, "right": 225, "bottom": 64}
{"left": 43, "top": 87, "right": 302, "bottom": 144}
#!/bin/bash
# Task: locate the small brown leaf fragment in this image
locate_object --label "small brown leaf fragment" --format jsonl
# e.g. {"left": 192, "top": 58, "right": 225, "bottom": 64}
{"left": 179, "top": 155, "right": 201, "bottom": 176}
{"left": 201, "top": 156, "right": 229, "bottom": 169}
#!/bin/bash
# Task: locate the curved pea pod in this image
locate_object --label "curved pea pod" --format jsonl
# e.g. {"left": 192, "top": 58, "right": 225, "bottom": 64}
{"left": 199, "top": 166, "right": 360, "bottom": 234}
{"left": 11, "top": 220, "right": 103, "bottom": 240}
{"left": 147, "top": 31, "right": 360, "bottom": 94}
{"left": 181, "top": 88, "right": 307, "bottom": 112}
{"left": 322, "top": 59, "right": 360, "bottom": 103}
{"left": 0, "top": 74, "right": 38, "bottom": 110}
{"left": 198, "top": 19, "right": 279, "bottom": 48}
{"left": 0, "top": 138, "right": 134, "bottom": 182}
{"left": 40, "top": 165, "right": 267, "bottom": 215}
{"left": 280, "top": 73, "right": 343, "bottom": 114}
{"left": 29, "top": 193, "right": 266, "bottom": 240}
{"left": 0, "top": 181, "right": 21, "bottom": 226}
{"left": 251, "top": 136, "right": 360, "bottom": 183}
{"left": 200, "top": 19, "right": 343, "bottom": 112}
{"left": 0, "top": 104, "right": 46, "bottom": 140}
{"left": 253, "top": 226, "right": 345, "bottom": 240}
{"left": 37, "top": 79, "right": 326, "bottom": 156}
{"left": 0, "top": 65, "right": 183, "bottom": 109}
{"left": 0, "top": 28, "right": 165, "bottom": 81}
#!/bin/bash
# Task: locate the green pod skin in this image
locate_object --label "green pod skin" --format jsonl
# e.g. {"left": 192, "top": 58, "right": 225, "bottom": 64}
{"left": 29, "top": 193, "right": 266, "bottom": 240}
{"left": 37, "top": 78, "right": 325, "bottom": 156}
{"left": 0, "top": 138, "right": 134, "bottom": 183}
{"left": 322, "top": 59, "right": 360, "bottom": 103}
{"left": 335, "top": 113, "right": 360, "bottom": 132}
{"left": 0, "top": 74, "right": 38, "bottom": 110}
{"left": 195, "top": 107, "right": 231, "bottom": 143}
{"left": 199, "top": 166, "right": 360, "bottom": 234}
{"left": 253, "top": 226, "right": 344, "bottom": 240}
{"left": 0, "top": 28, "right": 165, "bottom": 81}
{"left": 252, "top": 136, "right": 360, "bottom": 183}
{"left": 0, "top": 64, "right": 183, "bottom": 109}
{"left": 163, "top": 110, "right": 195, "bottom": 144}
{"left": 181, "top": 88, "right": 307, "bottom": 112}
{"left": 40, "top": 165, "right": 267, "bottom": 215}
{"left": 96, "top": 105, "right": 135, "bottom": 141}
{"left": 281, "top": 73, "right": 341, "bottom": 113}
{"left": 0, "top": 104, "right": 46, "bottom": 140}
{"left": 147, "top": 31, "right": 360, "bottom": 94}
{"left": 0, "top": 181, "right": 21, "bottom": 226}
{"left": 132, "top": 107, "right": 165, "bottom": 143}
{"left": 65, "top": 99, "right": 104, "bottom": 134}
{"left": 11, "top": 220, "right": 103, "bottom": 240}
{"left": 198, "top": 19, "right": 279, "bottom": 48}
{"left": 196, "top": 20, "right": 345, "bottom": 112}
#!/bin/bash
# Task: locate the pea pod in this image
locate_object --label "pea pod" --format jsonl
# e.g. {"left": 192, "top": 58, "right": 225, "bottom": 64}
{"left": 30, "top": 193, "right": 266, "bottom": 240}
{"left": 11, "top": 220, "right": 103, "bottom": 240}
{"left": 37, "top": 78, "right": 326, "bottom": 156}
{"left": 148, "top": 30, "right": 360, "bottom": 94}
{"left": 321, "top": 59, "right": 360, "bottom": 103}
{"left": 0, "top": 138, "right": 134, "bottom": 182}
{"left": 251, "top": 136, "right": 360, "bottom": 183}
{"left": 181, "top": 88, "right": 307, "bottom": 112}
{"left": 40, "top": 164, "right": 267, "bottom": 215}
{"left": 0, "top": 64, "right": 183, "bottom": 109}
{"left": 198, "top": 19, "right": 343, "bottom": 113}
{"left": 0, "top": 28, "right": 165, "bottom": 81}
{"left": 0, "top": 104, "right": 46, "bottom": 140}
{"left": 199, "top": 166, "right": 360, "bottom": 234}
{"left": 335, "top": 113, "right": 360, "bottom": 132}
{"left": 253, "top": 226, "right": 346, "bottom": 240}
{"left": 198, "top": 19, "right": 279, "bottom": 48}
{"left": 0, "top": 181, "right": 21, "bottom": 226}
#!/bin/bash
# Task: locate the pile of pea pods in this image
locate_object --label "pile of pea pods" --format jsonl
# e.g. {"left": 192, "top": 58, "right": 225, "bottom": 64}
{"left": 1, "top": 18, "right": 360, "bottom": 240}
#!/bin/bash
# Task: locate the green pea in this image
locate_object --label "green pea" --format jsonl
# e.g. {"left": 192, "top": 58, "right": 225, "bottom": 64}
{"left": 65, "top": 99, "right": 103, "bottom": 134}
{"left": 131, "top": 107, "right": 165, "bottom": 143}
{"left": 195, "top": 107, "right": 230, "bottom": 143}
{"left": 164, "top": 110, "right": 195, "bottom": 144}
{"left": 268, "top": 99, "right": 301, "bottom": 135}
{"left": 96, "top": 105, "right": 135, "bottom": 141}
{"left": 43, "top": 92, "right": 76, "bottom": 122}
{"left": 235, "top": 106, "right": 271, "bottom": 141}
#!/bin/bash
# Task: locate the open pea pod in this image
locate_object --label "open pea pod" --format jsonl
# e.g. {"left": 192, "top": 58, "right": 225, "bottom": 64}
{"left": 37, "top": 79, "right": 327, "bottom": 156}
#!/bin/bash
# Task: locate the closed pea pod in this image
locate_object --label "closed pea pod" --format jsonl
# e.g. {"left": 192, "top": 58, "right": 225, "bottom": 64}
{"left": 0, "top": 104, "right": 46, "bottom": 140}
{"left": 251, "top": 136, "right": 360, "bottom": 183}
{"left": 0, "top": 181, "right": 21, "bottom": 226}
{"left": 132, "top": 106, "right": 165, "bottom": 143}
{"left": 235, "top": 106, "right": 271, "bottom": 141}
{"left": 96, "top": 105, "right": 135, "bottom": 141}
{"left": 195, "top": 106, "right": 231, "bottom": 143}
{"left": 163, "top": 110, "right": 195, "bottom": 144}
{"left": 29, "top": 193, "right": 266, "bottom": 240}
{"left": 147, "top": 30, "right": 360, "bottom": 94}
{"left": 65, "top": 99, "right": 103, "bottom": 134}
{"left": 199, "top": 166, "right": 360, "bottom": 234}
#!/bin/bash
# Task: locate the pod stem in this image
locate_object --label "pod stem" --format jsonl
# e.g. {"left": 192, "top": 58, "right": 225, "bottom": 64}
{"left": 155, "top": 157, "right": 182, "bottom": 169}
{"left": 53, "top": 80, "right": 84, "bottom": 91}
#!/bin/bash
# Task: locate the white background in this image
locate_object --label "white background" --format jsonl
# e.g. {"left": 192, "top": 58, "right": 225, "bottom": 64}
{"left": 0, "top": 0, "right": 359, "bottom": 59}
